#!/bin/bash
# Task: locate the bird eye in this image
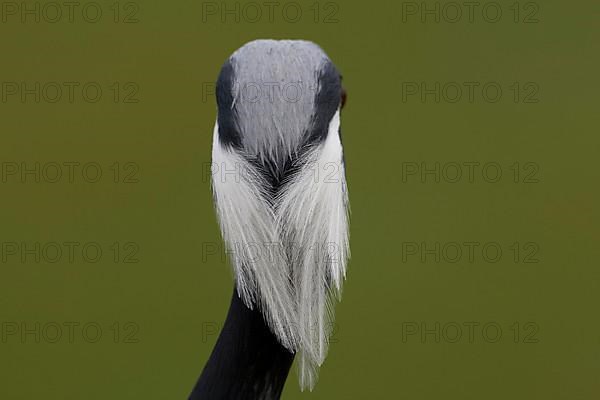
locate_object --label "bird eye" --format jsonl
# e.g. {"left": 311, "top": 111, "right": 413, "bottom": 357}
{"left": 341, "top": 87, "right": 347, "bottom": 109}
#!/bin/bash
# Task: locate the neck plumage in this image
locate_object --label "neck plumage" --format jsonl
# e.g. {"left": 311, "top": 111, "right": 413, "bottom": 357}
{"left": 189, "top": 288, "right": 295, "bottom": 400}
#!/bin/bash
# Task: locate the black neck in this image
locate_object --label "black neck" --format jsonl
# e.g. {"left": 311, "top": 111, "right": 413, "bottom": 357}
{"left": 189, "top": 289, "right": 295, "bottom": 400}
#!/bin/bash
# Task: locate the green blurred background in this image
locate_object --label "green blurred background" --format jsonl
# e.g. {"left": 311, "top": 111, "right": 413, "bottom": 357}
{"left": 0, "top": 0, "right": 598, "bottom": 398}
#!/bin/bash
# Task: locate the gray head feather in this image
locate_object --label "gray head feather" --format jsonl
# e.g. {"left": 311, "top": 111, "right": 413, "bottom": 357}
{"left": 228, "top": 40, "right": 331, "bottom": 169}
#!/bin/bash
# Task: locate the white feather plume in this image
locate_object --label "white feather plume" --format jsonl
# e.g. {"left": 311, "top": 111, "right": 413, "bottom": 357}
{"left": 211, "top": 124, "right": 299, "bottom": 351}
{"left": 275, "top": 110, "right": 349, "bottom": 389}
{"left": 211, "top": 109, "right": 349, "bottom": 390}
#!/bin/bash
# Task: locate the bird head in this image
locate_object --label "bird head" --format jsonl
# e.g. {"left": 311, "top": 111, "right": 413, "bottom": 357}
{"left": 215, "top": 39, "right": 345, "bottom": 179}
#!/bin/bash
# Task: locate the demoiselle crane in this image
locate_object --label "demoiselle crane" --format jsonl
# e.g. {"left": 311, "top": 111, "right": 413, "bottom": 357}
{"left": 190, "top": 39, "right": 350, "bottom": 400}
